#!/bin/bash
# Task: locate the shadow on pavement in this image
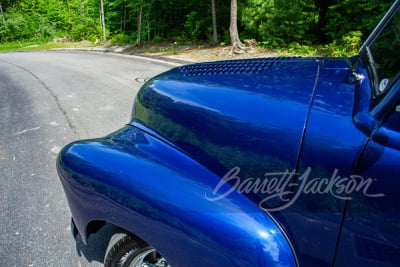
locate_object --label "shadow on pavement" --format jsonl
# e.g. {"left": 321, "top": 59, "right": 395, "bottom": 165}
{"left": 75, "top": 223, "right": 118, "bottom": 264}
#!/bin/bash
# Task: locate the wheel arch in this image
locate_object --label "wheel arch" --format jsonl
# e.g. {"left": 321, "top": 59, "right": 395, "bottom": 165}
{"left": 57, "top": 126, "right": 298, "bottom": 267}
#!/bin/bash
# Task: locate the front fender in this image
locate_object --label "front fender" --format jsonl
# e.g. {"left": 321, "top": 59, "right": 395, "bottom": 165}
{"left": 57, "top": 125, "right": 297, "bottom": 267}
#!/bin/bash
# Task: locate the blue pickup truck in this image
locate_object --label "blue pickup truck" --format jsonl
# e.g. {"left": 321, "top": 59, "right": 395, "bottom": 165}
{"left": 57, "top": 1, "right": 400, "bottom": 266}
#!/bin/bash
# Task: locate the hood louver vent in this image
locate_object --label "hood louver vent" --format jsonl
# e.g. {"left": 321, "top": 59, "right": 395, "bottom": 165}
{"left": 180, "top": 57, "right": 300, "bottom": 76}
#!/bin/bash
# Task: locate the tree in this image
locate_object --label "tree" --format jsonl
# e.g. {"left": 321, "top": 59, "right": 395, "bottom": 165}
{"left": 0, "top": 4, "right": 5, "bottom": 27}
{"left": 99, "top": 0, "right": 106, "bottom": 40}
{"left": 315, "top": 0, "right": 335, "bottom": 43}
{"left": 229, "top": 0, "right": 243, "bottom": 48}
{"left": 211, "top": 0, "right": 218, "bottom": 45}
{"left": 324, "top": 0, "right": 393, "bottom": 43}
{"left": 242, "top": 0, "right": 316, "bottom": 47}
{"left": 137, "top": 0, "right": 143, "bottom": 45}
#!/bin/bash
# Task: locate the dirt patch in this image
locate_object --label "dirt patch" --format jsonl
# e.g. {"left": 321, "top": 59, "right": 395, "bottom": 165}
{"left": 53, "top": 42, "right": 279, "bottom": 63}
{"left": 123, "top": 43, "right": 278, "bottom": 63}
{"left": 163, "top": 46, "right": 278, "bottom": 63}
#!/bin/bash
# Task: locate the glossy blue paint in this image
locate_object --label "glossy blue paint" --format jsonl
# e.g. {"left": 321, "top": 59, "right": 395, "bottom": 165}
{"left": 334, "top": 66, "right": 400, "bottom": 267}
{"left": 56, "top": 2, "right": 400, "bottom": 266}
{"left": 275, "top": 58, "right": 370, "bottom": 266}
{"left": 57, "top": 126, "right": 297, "bottom": 267}
{"left": 133, "top": 57, "right": 320, "bottom": 202}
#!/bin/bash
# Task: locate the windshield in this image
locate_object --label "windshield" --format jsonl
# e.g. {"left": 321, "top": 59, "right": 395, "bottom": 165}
{"left": 361, "top": 1, "right": 400, "bottom": 97}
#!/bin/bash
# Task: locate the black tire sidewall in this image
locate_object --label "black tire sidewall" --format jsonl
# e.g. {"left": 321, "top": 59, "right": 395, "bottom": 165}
{"left": 104, "top": 231, "right": 141, "bottom": 267}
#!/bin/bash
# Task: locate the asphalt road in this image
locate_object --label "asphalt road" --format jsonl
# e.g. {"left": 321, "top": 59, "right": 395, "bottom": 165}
{"left": 0, "top": 51, "right": 173, "bottom": 266}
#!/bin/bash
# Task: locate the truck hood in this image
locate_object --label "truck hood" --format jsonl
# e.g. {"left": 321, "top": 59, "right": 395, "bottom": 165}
{"left": 132, "top": 57, "right": 321, "bottom": 179}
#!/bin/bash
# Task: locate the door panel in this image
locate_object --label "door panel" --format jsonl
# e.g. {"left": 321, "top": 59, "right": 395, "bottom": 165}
{"left": 335, "top": 109, "right": 400, "bottom": 267}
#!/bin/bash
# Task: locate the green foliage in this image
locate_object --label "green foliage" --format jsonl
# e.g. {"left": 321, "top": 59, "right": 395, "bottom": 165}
{"left": 241, "top": 0, "right": 391, "bottom": 55}
{"left": 151, "top": 35, "right": 165, "bottom": 44}
{"left": 0, "top": 8, "right": 55, "bottom": 42}
{"left": 342, "top": 31, "right": 363, "bottom": 51}
{"left": 0, "top": 0, "right": 99, "bottom": 43}
{"left": 64, "top": 0, "right": 99, "bottom": 41}
{"left": 0, "top": 0, "right": 394, "bottom": 57}
{"left": 287, "top": 42, "right": 317, "bottom": 56}
{"left": 242, "top": 0, "right": 316, "bottom": 47}
{"left": 111, "top": 33, "right": 135, "bottom": 46}
{"left": 184, "top": 11, "right": 202, "bottom": 41}
{"left": 324, "top": 0, "right": 392, "bottom": 42}
{"left": 0, "top": 11, "right": 28, "bottom": 41}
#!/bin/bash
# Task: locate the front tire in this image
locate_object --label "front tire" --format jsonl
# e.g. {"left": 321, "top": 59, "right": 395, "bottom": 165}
{"left": 104, "top": 230, "right": 170, "bottom": 267}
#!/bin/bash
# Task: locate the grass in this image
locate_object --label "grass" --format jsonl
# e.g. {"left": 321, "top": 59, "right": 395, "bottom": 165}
{"left": 0, "top": 40, "right": 98, "bottom": 52}
{"left": 0, "top": 39, "right": 358, "bottom": 59}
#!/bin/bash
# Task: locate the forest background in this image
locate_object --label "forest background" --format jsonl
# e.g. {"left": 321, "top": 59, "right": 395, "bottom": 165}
{"left": 0, "top": 0, "right": 394, "bottom": 56}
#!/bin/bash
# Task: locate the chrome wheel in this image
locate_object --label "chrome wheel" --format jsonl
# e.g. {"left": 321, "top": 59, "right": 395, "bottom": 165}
{"left": 104, "top": 231, "right": 170, "bottom": 267}
{"left": 127, "top": 246, "right": 170, "bottom": 267}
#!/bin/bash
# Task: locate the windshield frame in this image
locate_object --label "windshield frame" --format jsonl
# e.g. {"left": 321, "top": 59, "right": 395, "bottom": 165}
{"left": 359, "top": 0, "right": 400, "bottom": 99}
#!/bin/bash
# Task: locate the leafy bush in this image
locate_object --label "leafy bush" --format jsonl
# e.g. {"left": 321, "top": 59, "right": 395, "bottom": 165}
{"left": 0, "top": 0, "right": 393, "bottom": 54}
{"left": 317, "top": 31, "right": 363, "bottom": 57}
{"left": 0, "top": 10, "right": 56, "bottom": 42}
{"left": 287, "top": 42, "right": 317, "bottom": 55}
{"left": 151, "top": 35, "right": 165, "bottom": 43}
{"left": 111, "top": 33, "right": 134, "bottom": 46}
{"left": 342, "top": 31, "right": 363, "bottom": 51}
{"left": 242, "top": 0, "right": 315, "bottom": 47}
{"left": 324, "top": 0, "right": 392, "bottom": 43}
{"left": 184, "top": 11, "right": 202, "bottom": 41}
{"left": 69, "top": 17, "right": 98, "bottom": 41}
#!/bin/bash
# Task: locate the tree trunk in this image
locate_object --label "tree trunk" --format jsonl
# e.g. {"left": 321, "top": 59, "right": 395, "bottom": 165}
{"left": 122, "top": 0, "right": 127, "bottom": 33}
{"left": 316, "top": 0, "right": 334, "bottom": 43}
{"left": 137, "top": 0, "right": 143, "bottom": 46}
{"left": 147, "top": 14, "right": 150, "bottom": 41}
{"left": 229, "top": 0, "right": 245, "bottom": 55}
{"left": 0, "top": 4, "right": 5, "bottom": 29}
{"left": 211, "top": 0, "right": 218, "bottom": 45}
{"left": 230, "top": 0, "right": 242, "bottom": 45}
{"left": 99, "top": 0, "right": 106, "bottom": 41}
